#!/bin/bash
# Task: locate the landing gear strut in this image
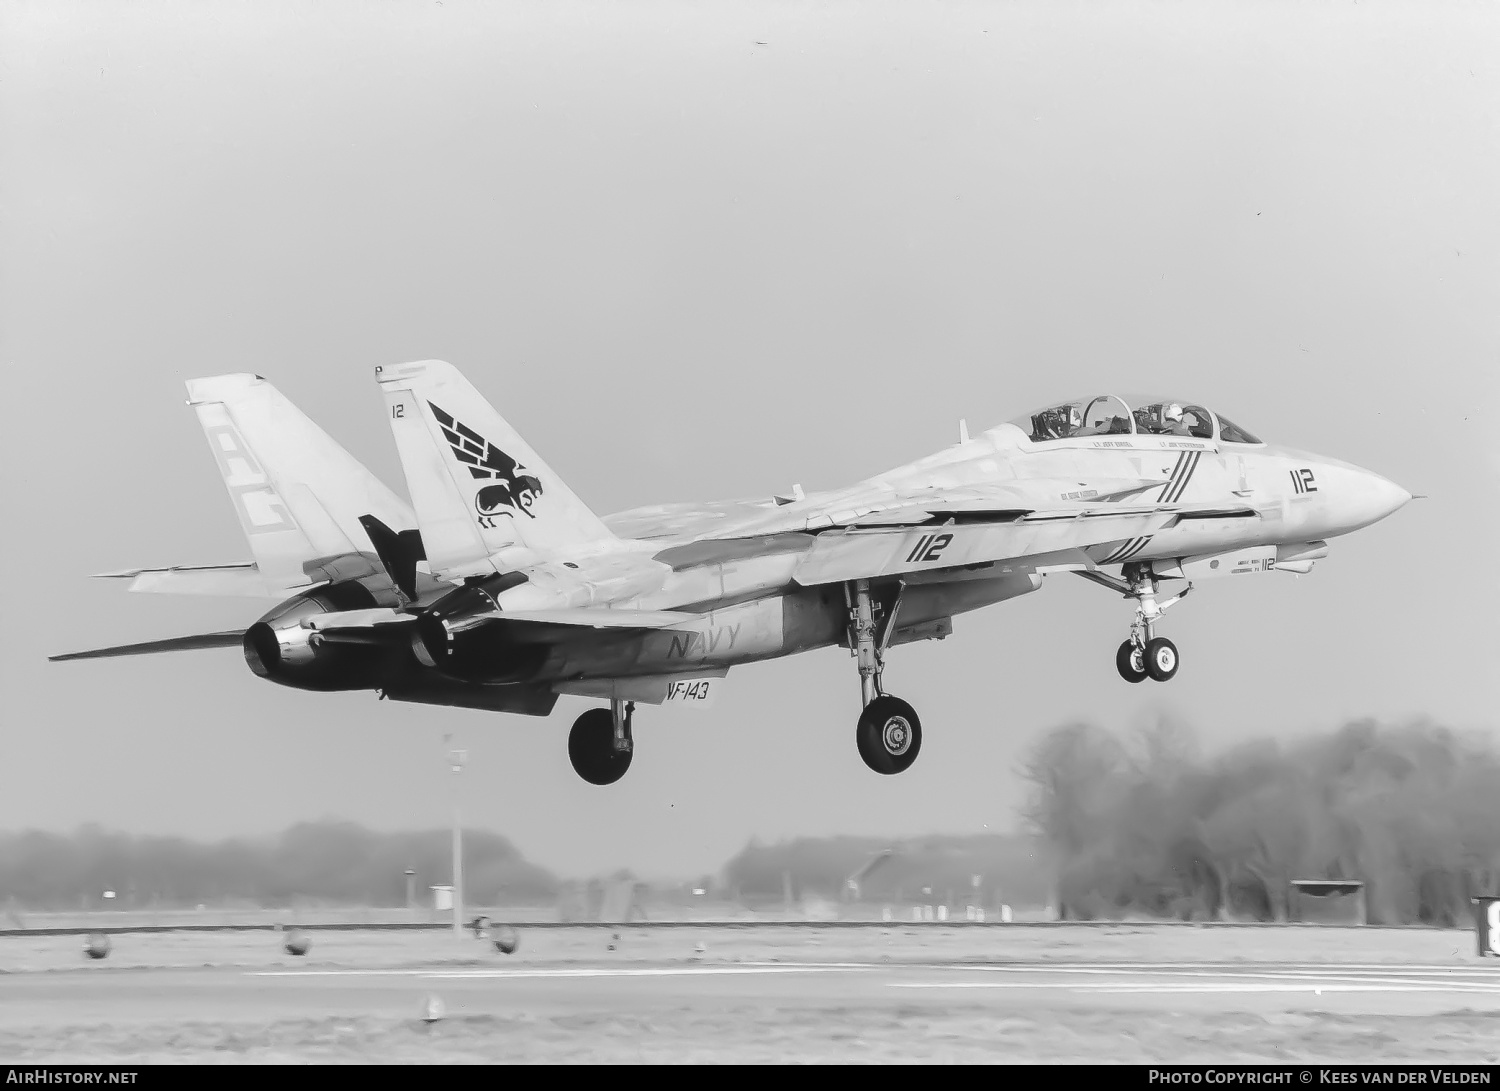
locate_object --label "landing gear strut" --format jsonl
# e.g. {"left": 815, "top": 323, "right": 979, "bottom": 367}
{"left": 846, "top": 579, "right": 922, "bottom": 774}
{"left": 1081, "top": 564, "right": 1192, "bottom": 683}
{"left": 567, "top": 699, "right": 634, "bottom": 785}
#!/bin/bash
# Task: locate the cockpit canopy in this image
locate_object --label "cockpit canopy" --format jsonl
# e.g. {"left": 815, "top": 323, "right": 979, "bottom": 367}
{"left": 1011, "top": 394, "right": 1262, "bottom": 445}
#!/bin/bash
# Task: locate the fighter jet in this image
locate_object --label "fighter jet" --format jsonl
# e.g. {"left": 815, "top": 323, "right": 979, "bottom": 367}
{"left": 51, "top": 365, "right": 1410, "bottom": 784}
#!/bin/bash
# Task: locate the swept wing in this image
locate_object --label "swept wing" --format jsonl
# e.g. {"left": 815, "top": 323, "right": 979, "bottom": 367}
{"left": 680, "top": 481, "right": 1257, "bottom": 586}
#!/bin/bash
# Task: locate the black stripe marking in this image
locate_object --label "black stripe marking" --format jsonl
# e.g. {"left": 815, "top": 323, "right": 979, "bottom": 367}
{"left": 1103, "top": 536, "right": 1147, "bottom": 564}
{"left": 1165, "top": 450, "right": 1201, "bottom": 504}
{"left": 1156, "top": 453, "right": 1188, "bottom": 503}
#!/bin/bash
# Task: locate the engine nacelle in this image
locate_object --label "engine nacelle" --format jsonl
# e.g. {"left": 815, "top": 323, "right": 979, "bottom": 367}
{"left": 403, "top": 574, "right": 554, "bottom": 684}
{"left": 243, "top": 579, "right": 395, "bottom": 691}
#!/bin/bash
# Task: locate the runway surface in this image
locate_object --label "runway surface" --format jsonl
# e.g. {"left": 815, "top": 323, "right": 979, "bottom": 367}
{"left": 7, "top": 958, "right": 1500, "bottom": 1026}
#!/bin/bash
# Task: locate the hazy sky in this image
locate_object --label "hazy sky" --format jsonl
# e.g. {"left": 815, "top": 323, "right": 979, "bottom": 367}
{"left": 3, "top": 1, "right": 1496, "bottom": 879}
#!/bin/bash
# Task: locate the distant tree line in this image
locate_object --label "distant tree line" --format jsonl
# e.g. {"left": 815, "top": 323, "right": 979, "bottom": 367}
{"left": 0, "top": 820, "right": 558, "bottom": 910}
{"left": 1020, "top": 717, "right": 1500, "bottom": 925}
{"left": 10, "top": 718, "right": 1497, "bottom": 924}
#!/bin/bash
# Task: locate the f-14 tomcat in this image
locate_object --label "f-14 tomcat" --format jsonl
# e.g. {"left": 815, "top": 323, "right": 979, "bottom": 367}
{"left": 51, "top": 363, "right": 1410, "bottom": 784}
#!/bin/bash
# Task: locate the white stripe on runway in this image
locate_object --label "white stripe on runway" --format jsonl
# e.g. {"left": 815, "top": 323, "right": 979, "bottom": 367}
{"left": 425, "top": 966, "right": 879, "bottom": 979}
{"left": 931, "top": 962, "right": 1500, "bottom": 974}
{"left": 890, "top": 981, "right": 1500, "bottom": 993}
{"left": 933, "top": 965, "right": 1497, "bottom": 986}
{"left": 252, "top": 965, "right": 877, "bottom": 979}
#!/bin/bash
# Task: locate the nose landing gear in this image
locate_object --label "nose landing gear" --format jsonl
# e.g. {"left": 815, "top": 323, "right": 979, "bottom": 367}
{"left": 1083, "top": 565, "right": 1192, "bottom": 684}
{"left": 846, "top": 579, "right": 922, "bottom": 774}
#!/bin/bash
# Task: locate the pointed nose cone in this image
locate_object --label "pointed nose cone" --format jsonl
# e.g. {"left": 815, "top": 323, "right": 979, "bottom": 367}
{"left": 1368, "top": 473, "right": 1412, "bottom": 521}
{"left": 1349, "top": 470, "right": 1411, "bottom": 531}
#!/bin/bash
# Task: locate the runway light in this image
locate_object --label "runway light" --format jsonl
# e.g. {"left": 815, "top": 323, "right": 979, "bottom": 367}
{"left": 492, "top": 924, "right": 519, "bottom": 955}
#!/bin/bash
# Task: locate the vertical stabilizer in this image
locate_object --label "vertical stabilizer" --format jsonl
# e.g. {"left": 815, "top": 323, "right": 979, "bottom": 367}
{"left": 375, "top": 360, "right": 615, "bottom": 575}
{"left": 186, "top": 374, "right": 415, "bottom": 588}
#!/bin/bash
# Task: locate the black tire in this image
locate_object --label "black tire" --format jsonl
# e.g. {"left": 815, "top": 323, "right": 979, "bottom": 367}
{"left": 1144, "top": 636, "right": 1179, "bottom": 682}
{"left": 568, "top": 708, "right": 632, "bottom": 785}
{"left": 856, "top": 695, "right": 922, "bottom": 775}
{"left": 1115, "top": 640, "right": 1148, "bottom": 683}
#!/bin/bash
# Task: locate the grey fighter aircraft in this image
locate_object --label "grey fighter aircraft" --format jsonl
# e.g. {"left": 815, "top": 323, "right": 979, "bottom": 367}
{"left": 51, "top": 365, "right": 1410, "bottom": 784}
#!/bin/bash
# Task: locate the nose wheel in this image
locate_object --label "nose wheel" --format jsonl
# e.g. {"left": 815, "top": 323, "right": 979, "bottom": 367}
{"left": 1143, "top": 636, "right": 1179, "bottom": 681}
{"left": 1117, "top": 635, "right": 1180, "bottom": 682}
{"left": 1115, "top": 640, "right": 1148, "bottom": 683}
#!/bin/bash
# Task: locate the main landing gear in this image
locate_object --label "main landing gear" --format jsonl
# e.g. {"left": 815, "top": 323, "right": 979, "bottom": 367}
{"left": 1081, "top": 564, "right": 1192, "bottom": 684}
{"left": 568, "top": 699, "right": 634, "bottom": 785}
{"left": 847, "top": 579, "right": 922, "bottom": 775}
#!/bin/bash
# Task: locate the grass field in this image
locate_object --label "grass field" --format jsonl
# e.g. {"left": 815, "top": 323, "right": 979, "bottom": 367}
{"left": 1, "top": 921, "right": 1484, "bottom": 974}
{"left": 6, "top": 1008, "right": 1500, "bottom": 1065}
{"left": 3, "top": 923, "right": 1497, "bottom": 1063}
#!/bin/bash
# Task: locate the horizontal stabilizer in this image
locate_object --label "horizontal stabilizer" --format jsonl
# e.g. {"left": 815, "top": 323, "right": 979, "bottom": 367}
{"left": 90, "top": 563, "right": 284, "bottom": 598}
{"left": 49, "top": 630, "right": 246, "bottom": 661}
{"left": 93, "top": 564, "right": 256, "bottom": 577}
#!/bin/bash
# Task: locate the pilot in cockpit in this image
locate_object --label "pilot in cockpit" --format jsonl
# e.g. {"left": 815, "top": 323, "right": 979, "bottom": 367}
{"left": 1033, "top": 404, "right": 1083, "bottom": 440}
{"left": 1135, "top": 402, "right": 1190, "bottom": 436}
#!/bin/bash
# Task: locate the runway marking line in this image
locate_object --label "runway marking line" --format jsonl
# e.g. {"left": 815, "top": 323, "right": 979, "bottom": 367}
{"left": 934, "top": 966, "right": 1499, "bottom": 986}
{"left": 890, "top": 965, "right": 1500, "bottom": 995}
{"left": 245, "top": 961, "right": 1500, "bottom": 993}
{"left": 251, "top": 965, "right": 880, "bottom": 979}
{"left": 930, "top": 962, "right": 1500, "bottom": 974}
{"left": 890, "top": 982, "right": 1500, "bottom": 994}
